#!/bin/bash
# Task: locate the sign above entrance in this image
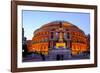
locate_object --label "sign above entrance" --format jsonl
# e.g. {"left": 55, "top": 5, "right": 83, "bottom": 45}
{"left": 56, "top": 43, "right": 66, "bottom": 48}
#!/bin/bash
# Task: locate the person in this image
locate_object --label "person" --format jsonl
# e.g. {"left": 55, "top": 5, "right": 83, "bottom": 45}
{"left": 56, "top": 54, "right": 60, "bottom": 60}
{"left": 40, "top": 53, "right": 45, "bottom": 61}
{"left": 61, "top": 55, "right": 64, "bottom": 60}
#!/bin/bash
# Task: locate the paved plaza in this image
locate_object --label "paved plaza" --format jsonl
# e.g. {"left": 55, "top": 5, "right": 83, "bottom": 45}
{"left": 23, "top": 48, "right": 90, "bottom": 62}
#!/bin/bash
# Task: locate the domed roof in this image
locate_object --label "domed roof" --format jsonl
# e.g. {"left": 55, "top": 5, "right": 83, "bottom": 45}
{"left": 34, "top": 21, "right": 84, "bottom": 34}
{"left": 41, "top": 21, "right": 76, "bottom": 28}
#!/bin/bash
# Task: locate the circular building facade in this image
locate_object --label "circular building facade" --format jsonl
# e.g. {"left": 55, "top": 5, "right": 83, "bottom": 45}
{"left": 30, "top": 21, "right": 88, "bottom": 55}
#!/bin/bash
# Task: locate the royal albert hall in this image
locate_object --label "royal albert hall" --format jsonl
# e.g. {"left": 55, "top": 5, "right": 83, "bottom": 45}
{"left": 28, "top": 21, "right": 89, "bottom": 57}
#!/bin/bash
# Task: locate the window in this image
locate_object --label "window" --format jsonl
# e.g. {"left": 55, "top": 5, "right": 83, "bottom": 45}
{"left": 51, "top": 32, "right": 54, "bottom": 39}
{"left": 67, "top": 32, "right": 70, "bottom": 39}
{"left": 56, "top": 32, "right": 58, "bottom": 39}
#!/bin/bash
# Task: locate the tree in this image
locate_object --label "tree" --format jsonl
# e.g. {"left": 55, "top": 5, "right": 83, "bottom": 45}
{"left": 22, "top": 44, "right": 28, "bottom": 57}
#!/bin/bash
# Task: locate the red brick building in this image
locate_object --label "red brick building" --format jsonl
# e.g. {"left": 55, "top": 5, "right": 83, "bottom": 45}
{"left": 28, "top": 21, "right": 89, "bottom": 55}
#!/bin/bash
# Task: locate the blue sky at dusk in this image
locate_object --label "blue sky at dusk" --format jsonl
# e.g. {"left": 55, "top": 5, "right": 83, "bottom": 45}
{"left": 22, "top": 10, "right": 90, "bottom": 40}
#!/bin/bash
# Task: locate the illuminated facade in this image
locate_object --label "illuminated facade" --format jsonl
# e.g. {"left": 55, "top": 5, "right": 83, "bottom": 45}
{"left": 29, "top": 21, "right": 89, "bottom": 55}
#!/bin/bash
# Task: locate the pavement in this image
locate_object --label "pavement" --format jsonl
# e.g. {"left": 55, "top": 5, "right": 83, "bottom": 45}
{"left": 22, "top": 52, "right": 90, "bottom": 62}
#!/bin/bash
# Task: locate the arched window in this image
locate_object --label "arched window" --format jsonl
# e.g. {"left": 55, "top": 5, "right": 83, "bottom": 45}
{"left": 56, "top": 32, "right": 58, "bottom": 39}
{"left": 67, "top": 32, "right": 70, "bottom": 39}
{"left": 51, "top": 32, "right": 54, "bottom": 39}
{"left": 64, "top": 32, "right": 66, "bottom": 39}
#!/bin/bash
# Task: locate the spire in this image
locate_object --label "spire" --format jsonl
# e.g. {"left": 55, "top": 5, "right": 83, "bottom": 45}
{"left": 59, "top": 21, "right": 62, "bottom": 28}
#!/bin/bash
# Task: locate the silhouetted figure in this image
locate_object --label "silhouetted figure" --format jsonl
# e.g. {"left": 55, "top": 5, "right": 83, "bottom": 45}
{"left": 40, "top": 53, "right": 45, "bottom": 61}
{"left": 56, "top": 54, "right": 60, "bottom": 60}
{"left": 61, "top": 55, "right": 64, "bottom": 60}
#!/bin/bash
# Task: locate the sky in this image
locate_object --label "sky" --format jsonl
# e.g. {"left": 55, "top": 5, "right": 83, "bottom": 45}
{"left": 22, "top": 10, "right": 90, "bottom": 40}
